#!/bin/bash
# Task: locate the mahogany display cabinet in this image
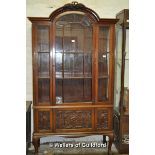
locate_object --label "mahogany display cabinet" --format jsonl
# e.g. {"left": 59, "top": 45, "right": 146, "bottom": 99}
{"left": 28, "top": 2, "right": 118, "bottom": 154}
{"left": 114, "top": 9, "right": 129, "bottom": 153}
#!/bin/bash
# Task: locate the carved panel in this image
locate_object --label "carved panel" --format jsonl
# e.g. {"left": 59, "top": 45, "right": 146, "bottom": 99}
{"left": 56, "top": 110, "right": 92, "bottom": 129}
{"left": 97, "top": 110, "right": 108, "bottom": 129}
{"left": 38, "top": 111, "right": 50, "bottom": 130}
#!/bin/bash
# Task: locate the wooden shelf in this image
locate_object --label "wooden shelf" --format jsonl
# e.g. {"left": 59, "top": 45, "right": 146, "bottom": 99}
{"left": 98, "top": 75, "right": 109, "bottom": 78}
{"left": 55, "top": 51, "right": 92, "bottom": 54}
{"left": 38, "top": 76, "right": 50, "bottom": 79}
{"left": 37, "top": 51, "right": 50, "bottom": 53}
{"left": 56, "top": 76, "right": 92, "bottom": 79}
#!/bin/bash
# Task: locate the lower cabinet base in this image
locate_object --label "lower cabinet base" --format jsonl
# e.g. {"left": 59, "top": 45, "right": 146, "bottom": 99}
{"left": 32, "top": 131, "right": 114, "bottom": 155}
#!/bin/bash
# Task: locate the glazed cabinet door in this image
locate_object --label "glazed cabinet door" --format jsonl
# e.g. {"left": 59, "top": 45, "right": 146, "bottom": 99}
{"left": 53, "top": 13, "right": 94, "bottom": 104}
{"left": 32, "top": 24, "right": 52, "bottom": 105}
{"left": 96, "top": 25, "right": 115, "bottom": 104}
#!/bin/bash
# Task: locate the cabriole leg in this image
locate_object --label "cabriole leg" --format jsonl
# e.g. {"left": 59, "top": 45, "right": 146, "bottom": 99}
{"left": 108, "top": 133, "right": 114, "bottom": 155}
{"left": 32, "top": 136, "right": 40, "bottom": 154}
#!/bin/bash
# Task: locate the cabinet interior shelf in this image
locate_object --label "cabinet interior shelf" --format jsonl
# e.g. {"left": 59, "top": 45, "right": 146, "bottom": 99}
{"left": 57, "top": 76, "right": 109, "bottom": 79}
{"left": 56, "top": 51, "right": 110, "bottom": 54}
{"left": 37, "top": 51, "right": 50, "bottom": 53}
{"left": 38, "top": 76, "right": 50, "bottom": 79}
{"left": 56, "top": 77, "right": 92, "bottom": 79}
{"left": 55, "top": 51, "right": 92, "bottom": 54}
{"left": 38, "top": 76, "right": 109, "bottom": 79}
{"left": 98, "top": 75, "right": 109, "bottom": 79}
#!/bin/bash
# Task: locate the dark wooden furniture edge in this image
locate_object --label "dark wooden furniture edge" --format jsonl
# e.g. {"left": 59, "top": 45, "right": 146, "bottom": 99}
{"left": 26, "top": 101, "right": 32, "bottom": 152}
{"left": 114, "top": 9, "right": 129, "bottom": 154}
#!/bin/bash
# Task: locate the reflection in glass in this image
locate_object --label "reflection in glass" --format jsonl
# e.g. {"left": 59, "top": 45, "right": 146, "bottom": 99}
{"left": 124, "top": 29, "right": 129, "bottom": 88}
{"left": 38, "top": 79, "right": 50, "bottom": 103}
{"left": 37, "top": 26, "right": 49, "bottom": 52}
{"left": 55, "top": 14, "right": 93, "bottom": 103}
{"left": 98, "top": 26, "right": 110, "bottom": 101}
{"left": 38, "top": 53, "right": 49, "bottom": 77}
{"left": 114, "top": 27, "right": 122, "bottom": 108}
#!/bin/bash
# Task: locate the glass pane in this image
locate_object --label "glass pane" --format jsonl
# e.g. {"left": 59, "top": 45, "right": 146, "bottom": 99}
{"left": 63, "top": 79, "right": 83, "bottom": 102}
{"left": 56, "top": 35, "right": 63, "bottom": 53}
{"left": 55, "top": 14, "right": 93, "bottom": 103}
{"left": 56, "top": 79, "right": 63, "bottom": 104}
{"left": 56, "top": 78, "right": 92, "bottom": 103}
{"left": 114, "top": 27, "right": 122, "bottom": 109}
{"left": 98, "top": 52, "right": 109, "bottom": 77}
{"left": 84, "top": 53, "right": 92, "bottom": 77}
{"left": 124, "top": 29, "right": 129, "bottom": 88}
{"left": 37, "top": 25, "right": 50, "bottom": 104}
{"left": 98, "top": 26, "right": 110, "bottom": 101}
{"left": 37, "top": 26, "right": 49, "bottom": 52}
{"left": 85, "top": 28, "right": 93, "bottom": 53}
{"left": 98, "top": 78, "right": 108, "bottom": 101}
{"left": 64, "top": 53, "right": 83, "bottom": 77}
{"left": 38, "top": 53, "right": 49, "bottom": 77}
{"left": 123, "top": 29, "right": 129, "bottom": 112}
{"left": 38, "top": 79, "right": 50, "bottom": 103}
{"left": 55, "top": 52, "right": 62, "bottom": 77}
{"left": 84, "top": 79, "right": 92, "bottom": 101}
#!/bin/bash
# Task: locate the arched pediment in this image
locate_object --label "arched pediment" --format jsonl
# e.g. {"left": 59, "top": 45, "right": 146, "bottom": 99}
{"left": 49, "top": 1, "right": 100, "bottom": 22}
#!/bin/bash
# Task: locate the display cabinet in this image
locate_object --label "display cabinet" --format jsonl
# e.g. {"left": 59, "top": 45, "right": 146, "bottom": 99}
{"left": 114, "top": 9, "right": 129, "bottom": 153}
{"left": 28, "top": 2, "right": 118, "bottom": 154}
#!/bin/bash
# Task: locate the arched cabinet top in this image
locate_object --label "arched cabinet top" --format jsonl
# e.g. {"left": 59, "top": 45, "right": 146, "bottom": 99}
{"left": 49, "top": 1, "right": 100, "bottom": 22}
{"left": 28, "top": 1, "right": 118, "bottom": 24}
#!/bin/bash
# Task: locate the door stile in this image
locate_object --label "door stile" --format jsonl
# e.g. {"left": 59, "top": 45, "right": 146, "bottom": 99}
{"left": 93, "top": 24, "right": 99, "bottom": 103}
